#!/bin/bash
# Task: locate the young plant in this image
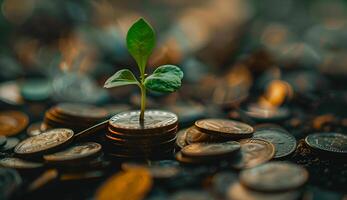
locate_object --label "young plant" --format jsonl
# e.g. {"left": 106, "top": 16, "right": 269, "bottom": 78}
{"left": 104, "top": 18, "right": 184, "bottom": 122}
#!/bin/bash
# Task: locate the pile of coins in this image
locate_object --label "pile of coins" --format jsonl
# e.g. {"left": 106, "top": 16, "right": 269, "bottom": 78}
{"left": 44, "top": 103, "right": 108, "bottom": 132}
{"left": 105, "top": 110, "right": 178, "bottom": 159}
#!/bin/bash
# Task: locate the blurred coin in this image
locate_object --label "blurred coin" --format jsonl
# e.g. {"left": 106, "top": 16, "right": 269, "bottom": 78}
{"left": 240, "top": 162, "right": 308, "bottom": 192}
{"left": 14, "top": 128, "right": 74, "bottom": 156}
{"left": 0, "top": 135, "right": 6, "bottom": 147}
{"left": 26, "top": 121, "right": 44, "bottom": 137}
{"left": 181, "top": 141, "right": 240, "bottom": 158}
{"left": 185, "top": 126, "right": 224, "bottom": 144}
{"left": 0, "top": 137, "right": 19, "bottom": 152}
{"left": 230, "top": 139, "right": 275, "bottom": 169}
{"left": 20, "top": 78, "right": 52, "bottom": 101}
{"left": 0, "top": 81, "right": 23, "bottom": 105}
{"left": 122, "top": 162, "right": 180, "bottom": 180}
{"left": 109, "top": 110, "right": 178, "bottom": 134}
{"left": 243, "top": 104, "right": 290, "bottom": 122}
{"left": 176, "top": 129, "right": 188, "bottom": 149}
{"left": 227, "top": 182, "right": 301, "bottom": 200}
{"left": 55, "top": 103, "right": 108, "bottom": 120}
{"left": 253, "top": 127, "right": 296, "bottom": 158}
{"left": 0, "top": 168, "right": 22, "bottom": 200}
{"left": 175, "top": 151, "right": 208, "bottom": 164}
{"left": 169, "top": 190, "right": 214, "bottom": 200}
{"left": 0, "top": 111, "right": 29, "bottom": 136}
{"left": 195, "top": 119, "right": 253, "bottom": 139}
{"left": 103, "top": 104, "right": 131, "bottom": 117}
{"left": 43, "top": 142, "right": 102, "bottom": 163}
{"left": 0, "top": 157, "right": 43, "bottom": 169}
{"left": 212, "top": 171, "right": 238, "bottom": 198}
{"left": 305, "top": 132, "right": 347, "bottom": 155}
{"left": 95, "top": 168, "right": 152, "bottom": 200}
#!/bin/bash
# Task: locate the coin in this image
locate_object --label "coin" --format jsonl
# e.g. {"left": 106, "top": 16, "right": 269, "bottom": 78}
{"left": 20, "top": 78, "right": 52, "bottom": 101}
{"left": 0, "top": 137, "right": 19, "bottom": 152}
{"left": 43, "top": 142, "right": 102, "bottom": 163}
{"left": 0, "top": 157, "right": 43, "bottom": 169}
{"left": 122, "top": 162, "right": 181, "bottom": 179}
{"left": 195, "top": 119, "right": 253, "bottom": 139}
{"left": 95, "top": 168, "right": 152, "bottom": 200}
{"left": 0, "top": 111, "right": 29, "bottom": 136}
{"left": 253, "top": 127, "right": 297, "bottom": 158}
{"left": 227, "top": 182, "right": 301, "bottom": 200}
{"left": 212, "top": 171, "right": 238, "bottom": 197}
{"left": 185, "top": 126, "right": 224, "bottom": 144}
{"left": 109, "top": 110, "right": 178, "bottom": 134}
{"left": 27, "top": 121, "right": 45, "bottom": 137}
{"left": 305, "top": 132, "right": 347, "bottom": 155}
{"left": 175, "top": 151, "right": 209, "bottom": 164}
{"left": 0, "top": 135, "right": 6, "bottom": 146}
{"left": 243, "top": 104, "right": 290, "bottom": 122}
{"left": 107, "top": 125, "right": 177, "bottom": 140}
{"left": 230, "top": 139, "right": 275, "bottom": 169}
{"left": 0, "top": 168, "right": 22, "bottom": 200}
{"left": 55, "top": 103, "right": 108, "bottom": 119}
{"left": 181, "top": 141, "right": 240, "bottom": 158}
{"left": 176, "top": 129, "right": 188, "bottom": 149}
{"left": 240, "top": 162, "right": 308, "bottom": 192}
{"left": 169, "top": 190, "right": 214, "bottom": 200}
{"left": 14, "top": 128, "right": 74, "bottom": 156}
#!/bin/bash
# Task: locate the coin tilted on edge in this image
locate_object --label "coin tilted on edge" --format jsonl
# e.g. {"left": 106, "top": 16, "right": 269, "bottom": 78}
{"left": 14, "top": 128, "right": 74, "bottom": 156}
{"left": 240, "top": 161, "right": 308, "bottom": 192}
{"left": 0, "top": 157, "right": 43, "bottom": 169}
{"left": 109, "top": 110, "right": 178, "bottom": 134}
{"left": 305, "top": 132, "right": 347, "bottom": 155}
{"left": 230, "top": 138, "right": 275, "bottom": 169}
{"left": 175, "top": 129, "right": 188, "bottom": 149}
{"left": 43, "top": 142, "right": 102, "bottom": 163}
{"left": 181, "top": 141, "right": 240, "bottom": 158}
{"left": 0, "top": 111, "right": 29, "bottom": 136}
{"left": 253, "top": 128, "right": 297, "bottom": 158}
{"left": 195, "top": 119, "right": 253, "bottom": 139}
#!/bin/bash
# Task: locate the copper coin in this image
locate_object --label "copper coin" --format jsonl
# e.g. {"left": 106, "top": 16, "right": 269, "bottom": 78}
{"left": 55, "top": 103, "right": 108, "bottom": 119}
{"left": 195, "top": 119, "right": 253, "bottom": 139}
{"left": 185, "top": 126, "right": 224, "bottom": 144}
{"left": 14, "top": 128, "right": 74, "bottom": 156}
{"left": 0, "top": 157, "right": 43, "bottom": 169}
{"left": 107, "top": 125, "right": 178, "bottom": 139}
{"left": 109, "top": 110, "right": 178, "bottom": 134}
{"left": 253, "top": 128, "right": 296, "bottom": 158}
{"left": 305, "top": 132, "right": 347, "bottom": 155}
{"left": 44, "top": 142, "right": 102, "bottom": 163}
{"left": 240, "top": 161, "right": 308, "bottom": 192}
{"left": 230, "top": 139, "right": 275, "bottom": 169}
{"left": 176, "top": 129, "right": 188, "bottom": 149}
{"left": 0, "top": 111, "right": 29, "bottom": 136}
{"left": 181, "top": 141, "right": 240, "bottom": 158}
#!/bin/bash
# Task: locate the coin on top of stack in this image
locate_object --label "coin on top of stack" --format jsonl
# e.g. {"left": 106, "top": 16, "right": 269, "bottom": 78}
{"left": 106, "top": 110, "right": 178, "bottom": 159}
{"left": 43, "top": 103, "right": 108, "bottom": 132}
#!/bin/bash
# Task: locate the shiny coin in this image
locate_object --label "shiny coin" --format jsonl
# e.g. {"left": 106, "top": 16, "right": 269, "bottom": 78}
{"left": 305, "top": 132, "right": 347, "bottom": 155}
{"left": 0, "top": 135, "right": 6, "bottom": 146}
{"left": 95, "top": 168, "right": 152, "bottom": 200}
{"left": 253, "top": 127, "right": 296, "bottom": 158}
{"left": 181, "top": 141, "right": 240, "bottom": 158}
{"left": 0, "top": 137, "right": 19, "bottom": 152}
{"left": 243, "top": 104, "right": 290, "bottom": 122}
{"left": 195, "top": 119, "right": 253, "bottom": 139}
{"left": 0, "top": 168, "right": 22, "bottom": 200}
{"left": 27, "top": 121, "right": 45, "bottom": 137}
{"left": 0, "top": 157, "right": 43, "bottom": 169}
{"left": 227, "top": 182, "right": 301, "bottom": 200}
{"left": 109, "top": 110, "right": 178, "bottom": 134}
{"left": 169, "top": 190, "right": 214, "bottom": 200}
{"left": 0, "top": 111, "right": 29, "bottom": 136}
{"left": 230, "top": 139, "right": 275, "bottom": 169}
{"left": 176, "top": 129, "right": 188, "bottom": 149}
{"left": 185, "top": 126, "right": 224, "bottom": 144}
{"left": 55, "top": 103, "right": 108, "bottom": 119}
{"left": 240, "top": 162, "right": 308, "bottom": 192}
{"left": 43, "top": 142, "right": 102, "bottom": 163}
{"left": 14, "top": 128, "right": 74, "bottom": 156}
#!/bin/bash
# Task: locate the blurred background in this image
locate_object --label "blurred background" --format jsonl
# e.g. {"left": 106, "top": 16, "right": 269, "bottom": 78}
{"left": 0, "top": 0, "right": 347, "bottom": 128}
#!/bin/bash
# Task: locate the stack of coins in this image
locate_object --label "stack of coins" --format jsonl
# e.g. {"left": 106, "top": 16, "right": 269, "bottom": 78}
{"left": 44, "top": 103, "right": 108, "bottom": 132}
{"left": 105, "top": 110, "right": 178, "bottom": 159}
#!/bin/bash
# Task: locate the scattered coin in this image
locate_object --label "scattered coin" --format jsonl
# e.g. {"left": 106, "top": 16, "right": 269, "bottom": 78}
{"left": 185, "top": 126, "right": 223, "bottom": 144}
{"left": 230, "top": 138, "right": 275, "bottom": 169}
{"left": 0, "top": 157, "right": 44, "bottom": 169}
{"left": 0, "top": 135, "right": 6, "bottom": 147}
{"left": 175, "top": 129, "right": 188, "bottom": 149}
{"left": 20, "top": 78, "right": 52, "bottom": 101}
{"left": 181, "top": 141, "right": 240, "bottom": 158}
{"left": 55, "top": 103, "right": 108, "bottom": 119}
{"left": 212, "top": 171, "right": 238, "bottom": 197}
{"left": 0, "top": 137, "right": 19, "bottom": 152}
{"left": 240, "top": 161, "right": 308, "bottom": 192}
{"left": 169, "top": 190, "right": 214, "bottom": 200}
{"left": 243, "top": 104, "right": 290, "bottom": 122}
{"left": 253, "top": 127, "right": 297, "bottom": 158}
{"left": 195, "top": 119, "right": 253, "bottom": 139}
{"left": 14, "top": 128, "right": 74, "bottom": 156}
{"left": 95, "top": 168, "right": 152, "bottom": 200}
{"left": 43, "top": 142, "right": 102, "bottom": 163}
{"left": 305, "top": 132, "right": 347, "bottom": 155}
{"left": 0, "top": 168, "right": 22, "bottom": 200}
{"left": 0, "top": 111, "right": 29, "bottom": 136}
{"left": 122, "top": 162, "right": 181, "bottom": 179}
{"left": 27, "top": 121, "right": 45, "bottom": 137}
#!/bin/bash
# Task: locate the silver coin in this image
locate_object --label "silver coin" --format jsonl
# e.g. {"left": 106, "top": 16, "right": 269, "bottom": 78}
{"left": 240, "top": 161, "right": 308, "bottom": 192}
{"left": 14, "top": 128, "right": 74, "bottom": 155}
{"left": 181, "top": 141, "right": 240, "bottom": 158}
{"left": 176, "top": 129, "right": 188, "bottom": 149}
{"left": 195, "top": 119, "right": 253, "bottom": 138}
{"left": 56, "top": 103, "right": 108, "bottom": 119}
{"left": 305, "top": 132, "right": 347, "bottom": 154}
{"left": 0, "top": 157, "right": 43, "bottom": 169}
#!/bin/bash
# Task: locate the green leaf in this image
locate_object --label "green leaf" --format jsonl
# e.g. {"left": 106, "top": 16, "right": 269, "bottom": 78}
{"left": 144, "top": 65, "right": 184, "bottom": 93}
{"left": 104, "top": 69, "right": 139, "bottom": 88}
{"left": 126, "top": 18, "right": 155, "bottom": 75}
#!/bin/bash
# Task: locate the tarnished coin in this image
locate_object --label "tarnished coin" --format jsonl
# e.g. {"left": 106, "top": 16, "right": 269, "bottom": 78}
{"left": 0, "top": 135, "right": 6, "bottom": 147}
{"left": 185, "top": 126, "right": 223, "bottom": 144}
{"left": 169, "top": 190, "right": 214, "bottom": 200}
{"left": 14, "top": 128, "right": 74, "bottom": 156}
{"left": 43, "top": 142, "right": 102, "bottom": 163}
{"left": 55, "top": 103, "right": 108, "bottom": 119}
{"left": 176, "top": 129, "right": 188, "bottom": 149}
{"left": 253, "top": 128, "right": 296, "bottom": 158}
{"left": 95, "top": 168, "right": 152, "bottom": 200}
{"left": 195, "top": 119, "right": 253, "bottom": 139}
{"left": 0, "top": 168, "right": 22, "bottom": 200}
{"left": 230, "top": 139, "right": 275, "bottom": 169}
{"left": 227, "top": 182, "right": 301, "bottom": 200}
{"left": 0, "top": 157, "right": 43, "bottom": 169}
{"left": 240, "top": 162, "right": 308, "bottom": 192}
{"left": 305, "top": 133, "right": 347, "bottom": 155}
{"left": 0, "top": 111, "right": 29, "bottom": 136}
{"left": 27, "top": 122, "right": 45, "bottom": 137}
{"left": 109, "top": 110, "right": 178, "bottom": 134}
{"left": 181, "top": 141, "right": 240, "bottom": 158}
{"left": 0, "top": 137, "right": 19, "bottom": 152}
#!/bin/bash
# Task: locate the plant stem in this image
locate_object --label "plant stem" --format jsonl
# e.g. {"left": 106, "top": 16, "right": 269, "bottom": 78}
{"left": 140, "top": 83, "right": 146, "bottom": 123}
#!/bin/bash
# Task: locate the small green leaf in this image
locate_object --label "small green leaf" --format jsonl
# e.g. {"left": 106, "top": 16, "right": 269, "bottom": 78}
{"left": 144, "top": 65, "right": 184, "bottom": 93}
{"left": 104, "top": 69, "right": 139, "bottom": 88}
{"left": 126, "top": 18, "right": 155, "bottom": 75}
